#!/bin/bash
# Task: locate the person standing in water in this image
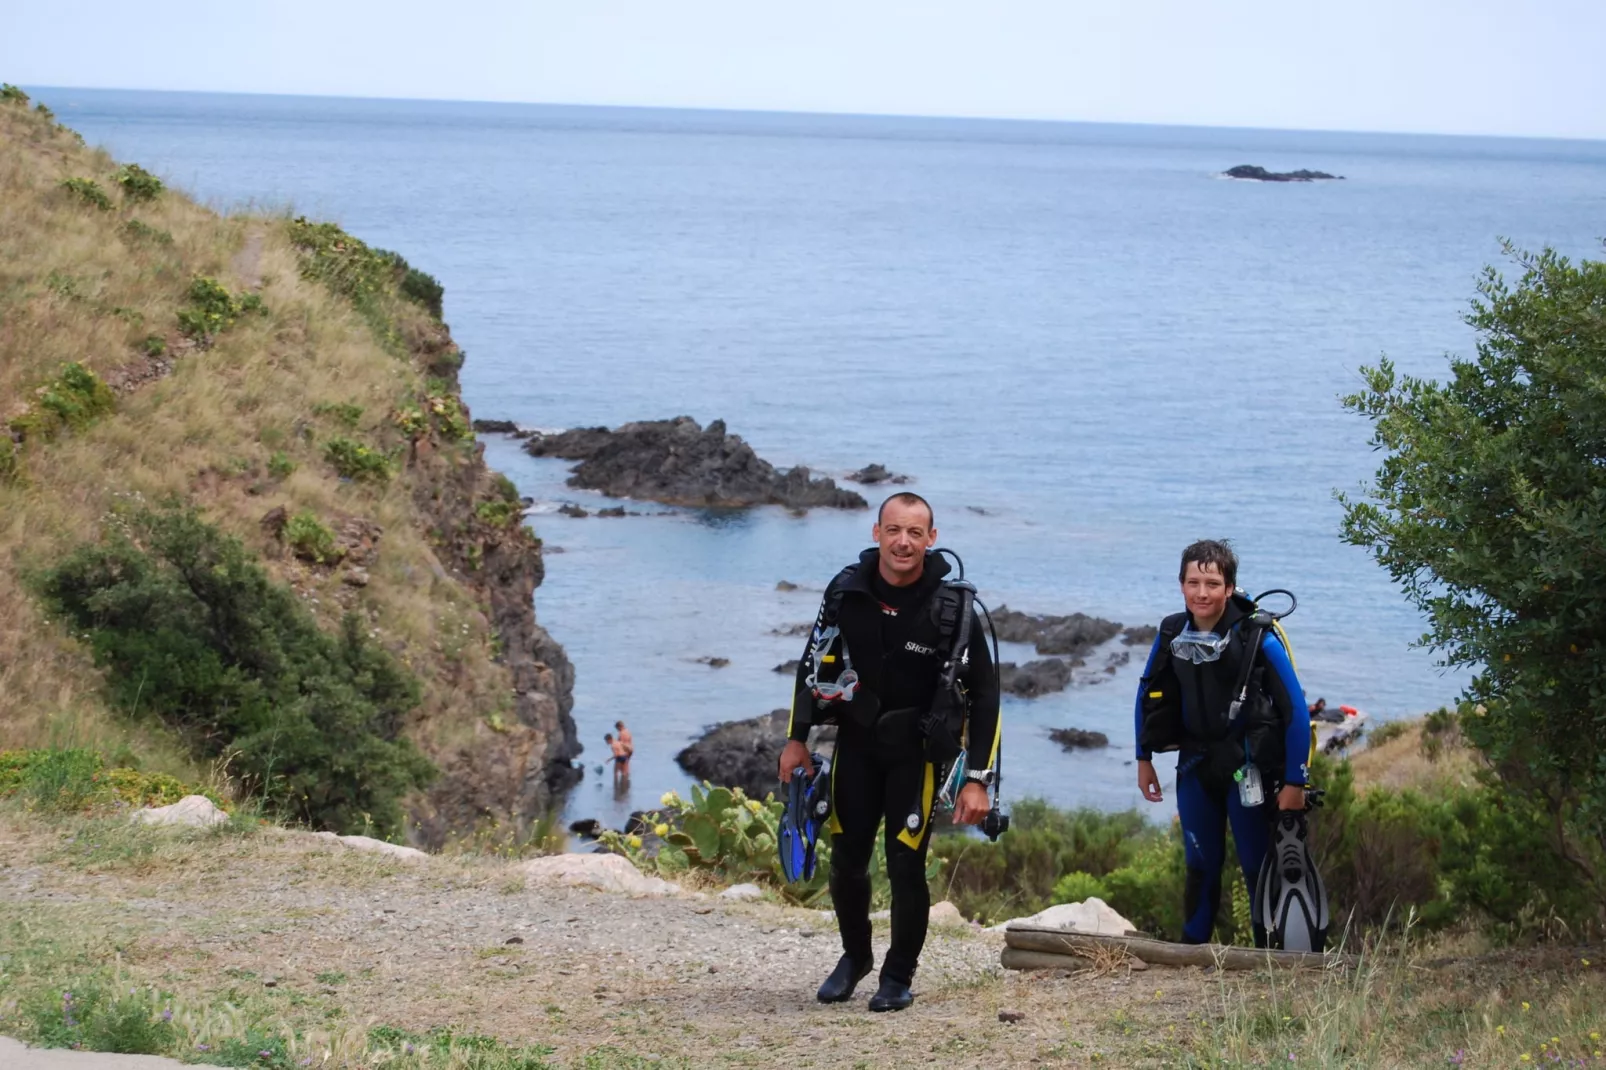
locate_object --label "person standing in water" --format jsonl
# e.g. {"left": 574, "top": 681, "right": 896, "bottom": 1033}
{"left": 605, "top": 732, "right": 631, "bottom": 783}
{"left": 1133, "top": 539, "right": 1310, "bottom": 946}
{"left": 616, "top": 720, "right": 634, "bottom": 762}
{"left": 778, "top": 492, "right": 1000, "bottom": 1012}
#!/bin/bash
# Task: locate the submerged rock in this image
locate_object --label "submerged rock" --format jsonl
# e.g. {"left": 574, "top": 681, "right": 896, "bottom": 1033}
{"left": 1224, "top": 164, "right": 1343, "bottom": 182}
{"left": 472, "top": 418, "right": 520, "bottom": 434}
{"left": 1048, "top": 727, "right": 1110, "bottom": 750}
{"left": 523, "top": 416, "right": 867, "bottom": 511}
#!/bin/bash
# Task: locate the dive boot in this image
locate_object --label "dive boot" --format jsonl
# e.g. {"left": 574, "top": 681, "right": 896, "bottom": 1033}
{"left": 816, "top": 954, "right": 872, "bottom": 1003}
{"left": 867, "top": 977, "right": 914, "bottom": 1013}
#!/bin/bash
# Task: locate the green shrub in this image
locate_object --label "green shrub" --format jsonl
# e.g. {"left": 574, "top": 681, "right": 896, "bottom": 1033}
{"left": 475, "top": 498, "right": 521, "bottom": 528}
{"left": 1, "top": 83, "right": 29, "bottom": 105}
{"left": 0, "top": 748, "right": 215, "bottom": 812}
{"left": 60, "top": 177, "right": 112, "bottom": 211}
{"left": 1050, "top": 870, "right": 1109, "bottom": 905}
{"left": 324, "top": 437, "right": 392, "bottom": 483}
{"left": 45, "top": 270, "right": 85, "bottom": 300}
{"left": 400, "top": 266, "right": 444, "bottom": 319}
{"left": 9, "top": 362, "right": 116, "bottom": 443}
{"left": 140, "top": 334, "right": 166, "bottom": 357}
{"left": 1366, "top": 719, "right": 1410, "bottom": 748}
{"left": 120, "top": 218, "right": 173, "bottom": 246}
{"left": 35, "top": 505, "right": 434, "bottom": 834}
{"left": 113, "top": 163, "right": 163, "bottom": 202}
{"left": 1100, "top": 828, "right": 1187, "bottom": 938}
{"left": 26, "top": 983, "right": 178, "bottom": 1055}
{"left": 1341, "top": 242, "right": 1606, "bottom": 906}
{"left": 34, "top": 102, "right": 53, "bottom": 121}
{"left": 266, "top": 451, "right": 295, "bottom": 479}
{"left": 284, "top": 511, "right": 338, "bottom": 564}
{"left": 176, "top": 276, "right": 239, "bottom": 341}
{"left": 0, "top": 436, "right": 19, "bottom": 484}
{"left": 312, "top": 401, "right": 364, "bottom": 429}
{"left": 930, "top": 799, "right": 1164, "bottom": 924}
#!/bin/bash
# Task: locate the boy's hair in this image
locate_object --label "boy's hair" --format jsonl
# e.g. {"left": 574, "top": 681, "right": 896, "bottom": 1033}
{"left": 878, "top": 491, "right": 934, "bottom": 527}
{"left": 1179, "top": 539, "right": 1238, "bottom": 587}
{"left": 604, "top": 733, "right": 614, "bottom": 742}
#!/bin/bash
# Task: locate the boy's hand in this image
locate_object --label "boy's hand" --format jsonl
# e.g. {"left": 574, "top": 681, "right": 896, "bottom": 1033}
{"left": 1137, "top": 759, "right": 1163, "bottom": 803}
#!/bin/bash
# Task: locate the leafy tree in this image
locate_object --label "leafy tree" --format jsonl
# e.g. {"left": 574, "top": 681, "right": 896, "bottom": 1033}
{"left": 1340, "top": 242, "right": 1606, "bottom": 901}
{"left": 38, "top": 505, "right": 434, "bottom": 835}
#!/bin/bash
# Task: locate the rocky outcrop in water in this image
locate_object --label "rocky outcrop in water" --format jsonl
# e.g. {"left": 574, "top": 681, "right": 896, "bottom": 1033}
{"left": 523, "top": 417, "right": 867, "bottom": 511}
{"left": 847, "top": 463, "right": 911, "bottom": 485}
{"left": 1224, "top": 164, "right": 1343, "bottom": 182}
{"left": 676, "top": 709, "right": 837, "bottom": 800}
{"left": 998, "top": 658, "right": 1076, "bottom": 697}
{"left": 991, "top": 606, "right": 1124, "bottom": 658}
{"left": 1049, "top": 727, "right": 1110, "bottom": 750}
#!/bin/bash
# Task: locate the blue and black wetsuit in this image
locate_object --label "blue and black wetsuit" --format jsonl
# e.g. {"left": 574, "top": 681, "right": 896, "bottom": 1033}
{"left": 1133, "top": 598, "right": 1310, "bottom": 945}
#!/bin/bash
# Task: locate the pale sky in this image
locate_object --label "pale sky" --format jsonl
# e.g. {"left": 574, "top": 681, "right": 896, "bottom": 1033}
{"left": 4, "top": 0, "right": 1603, "bottom": 139}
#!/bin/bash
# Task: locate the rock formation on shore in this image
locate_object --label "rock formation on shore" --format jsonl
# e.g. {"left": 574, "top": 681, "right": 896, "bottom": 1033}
{"left": 1224, "top": 164, "right": 1343, "bottom": 182}
{"left": 523, "top": 416, "right": 867, "bottom": 511}
{"left": 676, "top": 709, "right": 837, "bottom": 800}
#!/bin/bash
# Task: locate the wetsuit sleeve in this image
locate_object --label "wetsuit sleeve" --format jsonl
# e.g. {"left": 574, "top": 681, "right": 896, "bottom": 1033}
{"left": 1134, "top": 631, "right": 1166, "bottom": 761}
{"left": 961, "top": 608, "right": 1001, "bottom": 773}
{"left": 1259, "top": 632, "right": 1311, "bottom": 785}
{"left": 785, "top": 593, "right": 829, "bottom": 743}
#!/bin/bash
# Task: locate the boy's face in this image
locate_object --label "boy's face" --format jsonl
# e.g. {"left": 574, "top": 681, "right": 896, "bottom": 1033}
{"left": 1180, "top": 561, "right": 1232, "bottom": 623}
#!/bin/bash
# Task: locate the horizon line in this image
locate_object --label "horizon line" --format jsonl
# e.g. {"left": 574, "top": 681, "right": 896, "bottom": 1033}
{"left": 22, "top": 82, "right": 1606, "bottom": 147}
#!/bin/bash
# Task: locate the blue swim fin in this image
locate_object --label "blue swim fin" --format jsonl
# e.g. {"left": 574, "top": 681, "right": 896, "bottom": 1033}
{"left": 1256, "top": 809, "right": 1330, "bottom": 952}
{"left": 778, "top": 755, "right": 831, "bottom": 883}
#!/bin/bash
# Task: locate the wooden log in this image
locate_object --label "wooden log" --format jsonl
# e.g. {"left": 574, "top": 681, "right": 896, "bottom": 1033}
{"left": 1000, "top": 948, "right": 1091, "bottom": 972}
{"left": 1002, "top": 926, "right": 1355, "bottom": 971}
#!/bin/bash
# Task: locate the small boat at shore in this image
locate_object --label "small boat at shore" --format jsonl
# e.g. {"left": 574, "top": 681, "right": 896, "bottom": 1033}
{"left": 1313, "top": 705, "right": 1368, "bottom": 755}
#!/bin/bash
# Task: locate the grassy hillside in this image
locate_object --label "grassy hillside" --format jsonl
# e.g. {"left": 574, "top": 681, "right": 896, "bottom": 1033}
{"left": 0, "top": 86, "right": 576, "bottom": 843}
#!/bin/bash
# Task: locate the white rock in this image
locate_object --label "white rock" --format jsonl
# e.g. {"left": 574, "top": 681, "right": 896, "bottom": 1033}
{"left": 719, "top": 882, "right": 764, "bottom": 901}
{"left": 134, "top": 795, "right": 227, "bottom": 828}
{"left": 928, "top": 900, "right": 966, "bottom": 927}
{"left": 521, "top": 852, "right": 679, "bottom": 898}
{"left": 990, "top": 896, "right": 1135, "bottom": 935}
{"left": 311, "top": 831, "right": 428, "bottom": 861}
{"left": 869, "top": 909, "right": 891, "bottom": 921}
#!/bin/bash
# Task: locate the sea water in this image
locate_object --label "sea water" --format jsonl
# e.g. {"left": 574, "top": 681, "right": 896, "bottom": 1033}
{"left": 31, "top": 87, "right": 1606, "bottom": 828}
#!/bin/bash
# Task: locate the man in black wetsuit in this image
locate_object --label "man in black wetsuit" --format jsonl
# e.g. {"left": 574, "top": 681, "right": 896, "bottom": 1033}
{"left": 777, "top": 492, "right": 1000, "bottom": 1012}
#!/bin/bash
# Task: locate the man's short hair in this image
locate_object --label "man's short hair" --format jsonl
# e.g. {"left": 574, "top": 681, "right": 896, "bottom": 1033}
{"left": 1179, "top": 539, "right": 1238, "bottom": 587}
{"left": 878, "top": 491, "right": 934, "bottom": 527}
{"left": 615, "top": 720, "right": 625, "bottom": 730}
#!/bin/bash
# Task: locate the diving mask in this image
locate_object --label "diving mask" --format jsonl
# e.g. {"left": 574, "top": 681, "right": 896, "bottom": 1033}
{"left": 1170, "top": 627, "right": 1230, "bottom": 664}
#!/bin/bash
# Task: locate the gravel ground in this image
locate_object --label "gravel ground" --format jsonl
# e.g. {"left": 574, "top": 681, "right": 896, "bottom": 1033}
{"left": 0, "top": 817, "right": 1215, "bottom": 1067}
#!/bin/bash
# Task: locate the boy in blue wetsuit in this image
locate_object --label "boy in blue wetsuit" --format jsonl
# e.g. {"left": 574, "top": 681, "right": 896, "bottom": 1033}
{"left": 1133, "top": 540, "right": 1310, "bottom": 946}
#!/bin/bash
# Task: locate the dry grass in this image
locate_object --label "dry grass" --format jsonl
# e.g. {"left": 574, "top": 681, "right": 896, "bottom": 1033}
{"left": 0, "top": 100, "right": 517, "bottom": 806}
{"left": 1349, "top": 719, "right": 1481, "bottom": 795}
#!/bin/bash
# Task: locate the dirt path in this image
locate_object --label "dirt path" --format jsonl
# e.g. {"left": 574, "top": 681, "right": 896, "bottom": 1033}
{"left": 0, "top": 817, "right": 1213, "bottom": 1067}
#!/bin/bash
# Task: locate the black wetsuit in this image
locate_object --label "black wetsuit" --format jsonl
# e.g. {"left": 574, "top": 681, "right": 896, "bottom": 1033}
{"left": 787, "top": 548, "right": 1000, "bottom": 986}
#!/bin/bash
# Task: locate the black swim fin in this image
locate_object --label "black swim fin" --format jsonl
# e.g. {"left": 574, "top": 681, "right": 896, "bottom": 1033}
{"left": 1256, "top": 809, "right": 1330, "bottom": 952}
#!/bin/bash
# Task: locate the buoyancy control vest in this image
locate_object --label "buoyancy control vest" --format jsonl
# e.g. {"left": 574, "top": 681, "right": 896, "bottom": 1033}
{"left": 800, "top": 549, "right": 986, "bottom": 766}
{"left": 1138, "top": 589, "right": 1295, "bottom": 780}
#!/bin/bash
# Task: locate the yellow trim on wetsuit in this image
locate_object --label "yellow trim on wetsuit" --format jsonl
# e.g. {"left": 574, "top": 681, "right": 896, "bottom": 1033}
{"left": 895, "top": 762, "right": 936, "bottom": 849}
{"left": 827, "top": 755, "right": 843, "bottom": 836}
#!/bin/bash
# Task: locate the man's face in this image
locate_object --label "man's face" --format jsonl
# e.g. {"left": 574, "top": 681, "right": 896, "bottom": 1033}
{"left": 873, "top": 500, "right": 936, "bottom": 582}
{"left": 1180, "top": 561, "right": 1231, "bottom": 624}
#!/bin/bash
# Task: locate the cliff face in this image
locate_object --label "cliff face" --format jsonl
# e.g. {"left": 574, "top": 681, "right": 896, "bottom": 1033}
{"left": 0, "top": 91, "right": 579, "bottom": 844}
{"left": 395, "top": 319, "right": 581, "bottom": 844}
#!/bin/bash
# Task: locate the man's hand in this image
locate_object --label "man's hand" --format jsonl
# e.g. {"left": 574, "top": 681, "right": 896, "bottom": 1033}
{"left": 777, "top": 740, "right": 813, "bottom": 783}
{"left": 1137, "top": 759, "right": 1163, "bottom": 803}
{"left": 953, "top": 781, "right": 989, "bottom": 826}
{"left": 1277, "top": 783, "right": 1307, "bottom": 811}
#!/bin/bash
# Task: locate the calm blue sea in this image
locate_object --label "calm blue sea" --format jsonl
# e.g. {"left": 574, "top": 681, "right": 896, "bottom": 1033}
{"left": 30, "top": 87, "right": 1606, "bottom": 829}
